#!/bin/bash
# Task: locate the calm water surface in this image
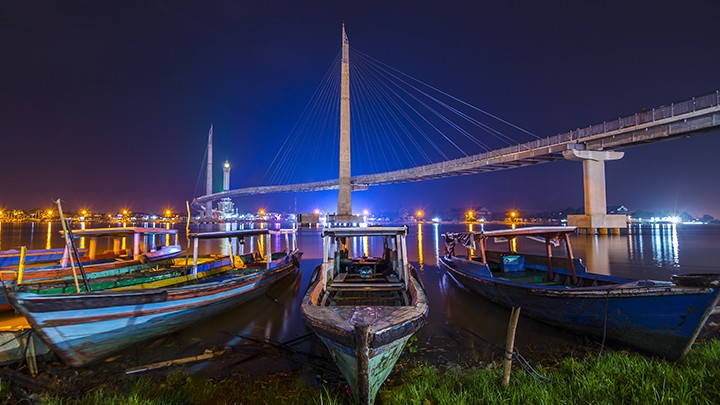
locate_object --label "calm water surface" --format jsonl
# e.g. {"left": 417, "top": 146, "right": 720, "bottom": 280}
{"left": 1, "top": 221, "right": 718, "bottom": 370}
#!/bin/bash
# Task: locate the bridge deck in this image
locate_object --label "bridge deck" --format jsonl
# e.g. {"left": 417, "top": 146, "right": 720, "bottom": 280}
{"left": 195, "top": 91, "right": 720, "bottom": 202}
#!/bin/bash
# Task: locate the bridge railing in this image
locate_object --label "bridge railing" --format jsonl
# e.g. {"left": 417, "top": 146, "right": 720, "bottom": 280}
{"left": 439, "top": 91, "right": 720, "bottom": 170}
{"left": 571, "top": 90, "right": 719, "bottom": 142}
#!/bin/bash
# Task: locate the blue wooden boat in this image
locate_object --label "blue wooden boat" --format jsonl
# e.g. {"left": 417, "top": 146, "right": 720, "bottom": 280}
{"left": 439, "top": 226, "right": 720, "bottom": 360}
{"left": 0, "top": 247, "right": 85, "bottom": 268}
{"left": 302, "top": 227, "right": 428, "bottom": 404}
{"left": 1, "top": 227, "right": 183, "bottom": 284}
{"left": 8, "top": 229, "right": 301, "bottom": 367}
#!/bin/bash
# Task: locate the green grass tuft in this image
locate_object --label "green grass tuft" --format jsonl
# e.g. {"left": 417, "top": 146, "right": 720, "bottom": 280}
{"left": 32, "top": 340, "right": 720, "bottom": 404}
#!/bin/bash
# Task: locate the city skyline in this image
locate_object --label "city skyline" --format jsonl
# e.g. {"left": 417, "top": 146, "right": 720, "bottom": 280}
{"left": 2, "top": 1, "right": 719, "bottom": 217}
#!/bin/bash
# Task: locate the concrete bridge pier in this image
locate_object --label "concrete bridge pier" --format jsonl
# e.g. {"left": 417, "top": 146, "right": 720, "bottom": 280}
{"left": 563, "top": 149, "right": 627, "bottom": 235}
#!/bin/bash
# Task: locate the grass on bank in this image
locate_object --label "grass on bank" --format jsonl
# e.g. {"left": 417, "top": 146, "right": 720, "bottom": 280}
{"left": 9, "top": 339, "right": 719, "bottom": 404}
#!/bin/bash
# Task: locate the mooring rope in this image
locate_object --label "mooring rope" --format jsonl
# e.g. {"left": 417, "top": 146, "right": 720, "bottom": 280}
{"left": 597, "top": 290, "right": 610, "bottom": 359}
{"left": 512, "top": 349, "right": 555, "bottom": 383}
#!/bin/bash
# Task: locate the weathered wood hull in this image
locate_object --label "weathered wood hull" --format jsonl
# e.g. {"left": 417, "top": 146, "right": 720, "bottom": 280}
{"left": 440, "top": 255, "right": 720, "bottom": 360}
{"left": 8, "top": 251, "right": 301, "bottom": 367}
{"left": 302, "top": 266, "right": 427, "bottom": 404}
{"left": 0, "top": 248, "right": 81, "bottom": 267}
{"left": 1, "top": 245, "right": 183, "bottom": 284}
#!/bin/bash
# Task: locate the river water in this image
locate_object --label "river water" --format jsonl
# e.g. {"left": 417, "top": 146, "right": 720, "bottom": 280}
{"left": 1, "top": 221, "right": 718, "bottom": 371}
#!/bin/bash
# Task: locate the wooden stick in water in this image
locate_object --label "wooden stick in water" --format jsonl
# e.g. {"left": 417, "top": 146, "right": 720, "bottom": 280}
{"left": 56, "top": 200, "right": 81, "bottom": 293}
{"left": 502, "top": 306, "right": 521, "bottom": 387}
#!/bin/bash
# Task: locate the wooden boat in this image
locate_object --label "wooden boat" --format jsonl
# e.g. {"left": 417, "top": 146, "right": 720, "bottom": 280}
{"left": 8, "top": 229, "right": 301, "bottom": 367}
{"left": 302, "top": 226, "right": 428, "bottom": 404}
{"left": 1, "top": 227, "right": 183, "bottom": 284}
{"left": 439, "top": 226, "right": 720, "bottom": 360}
{"left": 0, "top": 247, "right": 85, "bottom": 267}
{"left": 0, "top": 227, "right": 184, "bottom": 310}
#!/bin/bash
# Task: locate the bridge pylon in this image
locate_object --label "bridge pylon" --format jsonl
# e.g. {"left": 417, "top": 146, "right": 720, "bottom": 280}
{"left": 563, "top": 148, "right": 627, "bottom": 235}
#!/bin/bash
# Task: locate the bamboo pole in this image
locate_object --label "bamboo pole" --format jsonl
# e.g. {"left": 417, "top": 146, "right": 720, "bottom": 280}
{"left": 56, "top": 200, "right": 81, "bottom": 293}
{"left": 17, "top": 246, "right": 26, "bottom": 284}
{"left": 502, "top": 307, "right": 521, "bottom": 387}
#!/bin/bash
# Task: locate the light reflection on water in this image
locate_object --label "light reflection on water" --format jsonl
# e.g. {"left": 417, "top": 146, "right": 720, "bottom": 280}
{"left": 1, "top": 221, "right": 718, "bottom": 367}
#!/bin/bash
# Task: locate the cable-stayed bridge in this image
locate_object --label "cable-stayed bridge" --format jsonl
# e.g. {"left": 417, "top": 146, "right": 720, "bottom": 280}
{"left": 195, "top": 90, "right": 720, "bottom": 200}
{"left": 192, "top": 28, "right": 719, "bottom": 233}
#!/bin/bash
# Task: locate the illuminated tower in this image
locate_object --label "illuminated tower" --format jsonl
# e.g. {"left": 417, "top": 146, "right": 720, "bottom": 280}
{"left": 223, "top": 160, "right": 231, "bottom": 192}
{"left": 337, "top": 24, "right": 352, "bottom": 219}
{"left": 218, "top": 160, "right": 235, "bottom": 218}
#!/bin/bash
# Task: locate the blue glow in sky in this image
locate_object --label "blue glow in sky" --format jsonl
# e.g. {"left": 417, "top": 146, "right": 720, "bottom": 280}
{"left": 1, "top": 1, "right": 719, "bottom": 217}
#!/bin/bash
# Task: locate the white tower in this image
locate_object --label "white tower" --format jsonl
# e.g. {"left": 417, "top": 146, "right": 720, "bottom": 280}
{"left": 223, "top": 160, "right": 231, "bottom": 192}
{"left": 218, "top": 160, "right": 235, "bottom": 218}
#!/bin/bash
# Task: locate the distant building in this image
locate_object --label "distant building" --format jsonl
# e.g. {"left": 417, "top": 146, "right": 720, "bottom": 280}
{"left": 608, "top": 205, "right": 629, "bottom": 215}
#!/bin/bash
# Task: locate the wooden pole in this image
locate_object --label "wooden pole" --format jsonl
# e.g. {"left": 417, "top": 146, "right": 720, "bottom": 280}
{"left": 56, "top": 200, "right": 81, "bottom": 293}
{"left": 185, "top": 201, "right": 191, "bottom": 241}
{"left": 17, "top": 246, "right": 26, "bottom": 284}
{"left": 545, "top": 237, "right": 554, "bottom": 281}
{"left": 502, "top": 307, "right": 521, "bottom": 387}
{"left": 564, "top": 233, "right": 578, "bottom": 284}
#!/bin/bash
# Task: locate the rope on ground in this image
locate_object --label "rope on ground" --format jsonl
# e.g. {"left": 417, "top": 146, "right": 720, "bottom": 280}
{"left": 597, "top": 290, "right": 610, "bottom": 360}
{"left": 512, "top": 349, "right": 555, "bottom": 384}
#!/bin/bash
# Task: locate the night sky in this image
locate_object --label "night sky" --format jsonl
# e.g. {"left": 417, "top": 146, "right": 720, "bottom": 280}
{"left": 2, "top": 1, "right": 719, "bottom": 218}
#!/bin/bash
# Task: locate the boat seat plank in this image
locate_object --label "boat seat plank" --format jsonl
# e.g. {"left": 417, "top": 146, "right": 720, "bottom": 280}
{"left": 327, "top": 282, "right": 404, "bottom": 291}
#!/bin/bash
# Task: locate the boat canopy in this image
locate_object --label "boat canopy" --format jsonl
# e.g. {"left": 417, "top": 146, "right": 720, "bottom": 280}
{"left": 471, "top": 226, "right": 576, "bottom": 240}
{"left": 188, "top": 229, "right": 296, "bottom": 240}
{"left": 322, "top": 226, "right": 408, "bottom": 238}
{"left": 188, "top": 229, "right": 270, "bottom": 240}
{"left": 443, "top": 226, "right": 578, "bottom": 283}
{"left": 65, "top": 227, "right": 179, "bottom": 237}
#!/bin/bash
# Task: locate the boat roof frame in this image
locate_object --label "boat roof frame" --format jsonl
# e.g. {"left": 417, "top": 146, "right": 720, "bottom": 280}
{"left": 322, "top": 226, "right": 408, "bottom": 238}
{"left": 468, "top": 226, "right": 576, "bottom": 240}
{"left": 65, "top": 227, "right": 179, "bottom": 238}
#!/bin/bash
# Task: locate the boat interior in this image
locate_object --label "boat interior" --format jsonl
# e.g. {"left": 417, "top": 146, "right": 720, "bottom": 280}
{"left": 473, "top": 250, "right": 611, "bottom": 288}
{"left": 318, "top": 231, "right": 413, "bottom": 307}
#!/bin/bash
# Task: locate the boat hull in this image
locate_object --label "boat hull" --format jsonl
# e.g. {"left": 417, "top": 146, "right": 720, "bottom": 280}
{"left": 318, "top": 333, "right": 412, "bottom": 403}
{"left": 9, "top": 252, "right": 301, "bottom": 367}
{"left": 302, "top": 267, "right": 427, "bottom": 404}
{"left": 440, "top": 256, "right": 720, "bottom": 360}
{"left": 0, "top": 248, "right": 80, "bottom": 267}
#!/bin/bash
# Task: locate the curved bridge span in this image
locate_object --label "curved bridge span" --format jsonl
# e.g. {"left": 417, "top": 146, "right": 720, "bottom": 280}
{"left": 194, "top": 91, "right": 720, "bottom": 206}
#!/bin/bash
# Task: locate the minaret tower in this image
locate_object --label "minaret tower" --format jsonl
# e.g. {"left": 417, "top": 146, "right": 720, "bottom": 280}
{"left": 218, "top": 159, "right": 235, "bottom": 217}
{"left": 223, "top": 160, "right": 231, "bottom": 192}
{"left": 337, "top": 24, "right": 352, "bottom": 220}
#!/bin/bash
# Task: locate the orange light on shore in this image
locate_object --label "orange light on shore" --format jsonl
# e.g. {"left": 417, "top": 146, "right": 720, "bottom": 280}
{"left": 416, "top": 210, "right": 424, "bottom": 218}
{"left": 314, "top": 209, "right": 320, "bottom": 215}
{"left": 258, "top": 208, "right": 266, "bottom": 216}
{"left": 164, "top": 209, "right": 172, "bottom": 217}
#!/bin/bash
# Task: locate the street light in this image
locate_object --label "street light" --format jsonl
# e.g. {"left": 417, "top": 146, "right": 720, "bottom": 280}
{"left": 416, "top": 210, "right": 424, "bottom": 219}
{"left": 466, "top": 210, "right": 475, "bottom": 222}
